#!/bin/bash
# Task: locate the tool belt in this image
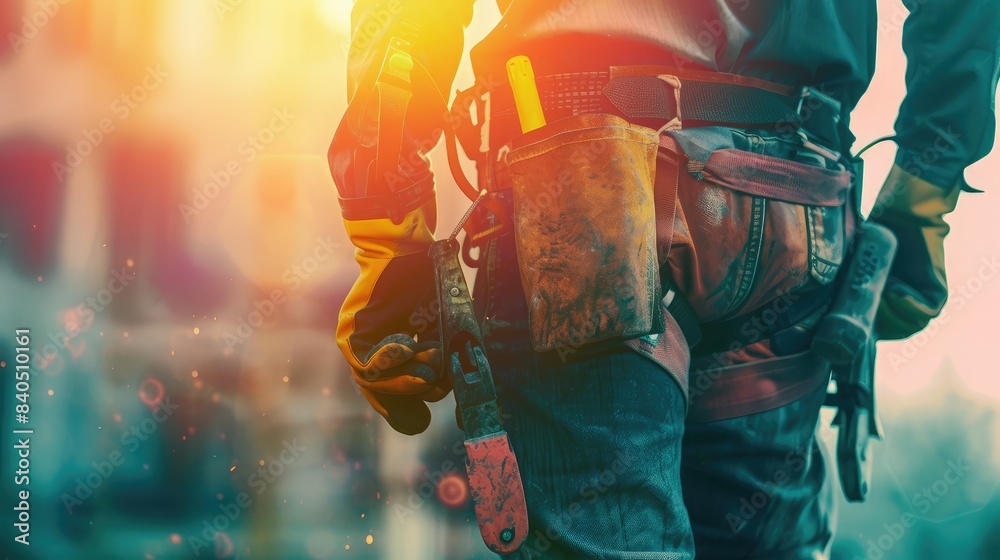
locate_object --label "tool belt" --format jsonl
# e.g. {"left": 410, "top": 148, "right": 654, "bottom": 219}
{"left": 454, "top": 64, "right": 851, "bottom": 421}
{"left": 475, "top": 65, "right": 842, "bottom": 153}
{"left": 456, "top": 64, "right": 847, "bottom": 246}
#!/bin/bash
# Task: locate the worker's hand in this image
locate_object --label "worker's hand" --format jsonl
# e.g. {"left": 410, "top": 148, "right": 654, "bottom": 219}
{"left": 331, "top": 2, "right": 472, "bottom": 434}
{"left": 349, "top": 334, "right": 450, "bottom": 436}
{"left": 337, "top": 199, "right": 451, "bottom": 435}
{"left": 870, "top": 164, "right": 963, "bottom": 340}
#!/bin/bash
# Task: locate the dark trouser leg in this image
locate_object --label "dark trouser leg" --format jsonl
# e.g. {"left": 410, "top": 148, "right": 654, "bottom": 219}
{"left": 681, "top": 376, "right": 834, "bottom": 560}
{"left": 480, "top": 232, "right": 694, "bottom": 559}
{"left": 670, "top": 127, "right": 844, "bottom": 559}
{"left": 492, "top": 346, "right": 694, "bottom": 560}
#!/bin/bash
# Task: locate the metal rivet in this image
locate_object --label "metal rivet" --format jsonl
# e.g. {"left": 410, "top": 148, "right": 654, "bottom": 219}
{"left": 450, "top": 287, "right": 461, "bottom": 297}
{"left": 499, "top": 528, "right": 515, "bottom": 543}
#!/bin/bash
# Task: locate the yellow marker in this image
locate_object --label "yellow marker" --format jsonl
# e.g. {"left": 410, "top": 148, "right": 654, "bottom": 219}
{"left": 506, "top": 56, "right": 546, "bottom": 133}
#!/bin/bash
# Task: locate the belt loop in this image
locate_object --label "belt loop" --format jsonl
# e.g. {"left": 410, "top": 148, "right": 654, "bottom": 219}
{"left": 656, "top": 74, "right": 682, "bottom": 133}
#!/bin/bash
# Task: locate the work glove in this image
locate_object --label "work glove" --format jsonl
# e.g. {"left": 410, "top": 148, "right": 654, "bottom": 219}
{"left": 336, "top": 202, "right": 450, "bottom": 435}
{"left": 330, "top": 0, "right": 471, "bottom": 435}
{"left": 870, "top": 164, "right": 963, "bottom": 340}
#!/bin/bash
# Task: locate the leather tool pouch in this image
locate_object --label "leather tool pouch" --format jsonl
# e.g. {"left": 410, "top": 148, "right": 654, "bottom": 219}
{"left": 661, "top": 128, "right": 853, "bottom": 324}
{"left": 505, "top": 113, "right": 665, "bottom": 353}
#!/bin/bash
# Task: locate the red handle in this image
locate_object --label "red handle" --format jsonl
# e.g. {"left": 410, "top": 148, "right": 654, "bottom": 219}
{"left": 464, "top": 433, "right": 529, "bottom": 554}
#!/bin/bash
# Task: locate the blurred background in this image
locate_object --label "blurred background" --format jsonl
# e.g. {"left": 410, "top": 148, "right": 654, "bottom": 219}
{"left": 0, "top": 1, "right": 996, "bottom": 559}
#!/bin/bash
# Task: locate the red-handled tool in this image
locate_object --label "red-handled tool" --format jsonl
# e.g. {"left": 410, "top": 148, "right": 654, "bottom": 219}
{"left": 430, "top": 238, "right": 528, "bottom": 554}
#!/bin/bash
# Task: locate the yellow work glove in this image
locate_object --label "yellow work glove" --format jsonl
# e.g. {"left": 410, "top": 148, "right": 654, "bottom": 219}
{"left": 870, "top": 164, "right": 963, "bottom": 340}
{"left": 337, "top": 202, "right": 450, "bottom": 435}
{"left": 328, "top": 0, "right": 472, "bottom": 434}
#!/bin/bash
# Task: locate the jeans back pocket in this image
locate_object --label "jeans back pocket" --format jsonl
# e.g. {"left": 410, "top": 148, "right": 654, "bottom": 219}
{"left": 663, "top": 129, "right": 851, "bottom": 321}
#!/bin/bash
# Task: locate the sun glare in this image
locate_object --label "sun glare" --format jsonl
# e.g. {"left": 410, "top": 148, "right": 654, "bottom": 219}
{"left": 316, "top": 0, "right": 354, "bottom": 30}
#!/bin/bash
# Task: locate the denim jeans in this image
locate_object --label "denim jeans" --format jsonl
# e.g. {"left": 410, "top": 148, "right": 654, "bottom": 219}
{"left": 681, "top": 373, "right": 833, "bottom": 559}
{"left": 477, "top": 126, "right": 839, "bottom": 559}
{"left": 481, "top": 228, "right": 694, "bottom": 560}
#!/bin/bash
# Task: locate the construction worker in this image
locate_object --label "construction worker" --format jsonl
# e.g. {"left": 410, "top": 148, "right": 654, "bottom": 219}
{"left": 329, "top": 1, "right": 999, "bottom": 558}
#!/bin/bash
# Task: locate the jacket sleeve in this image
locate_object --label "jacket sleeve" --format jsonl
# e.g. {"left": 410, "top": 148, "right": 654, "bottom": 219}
{"left": 330, "top": 0, "right": 476, "bottom": 208}
{"left": 893, "top": 0, "right": 1000, "bottom": 190}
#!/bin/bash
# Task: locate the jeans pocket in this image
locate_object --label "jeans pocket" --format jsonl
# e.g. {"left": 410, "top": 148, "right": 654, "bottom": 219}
{"left": 806, "top": 204, "right": 846, "bottom": 286}
{"left": 667, "top": 172, "right": 774, "bottom": 321}
{"left": 665, "top": 136, "right": 848, "bottom": 321}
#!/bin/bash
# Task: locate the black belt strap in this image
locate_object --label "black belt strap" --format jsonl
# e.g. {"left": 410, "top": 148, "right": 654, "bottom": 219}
{"left": 490, "top": 70, "right": 841, "bottom": 149}
{"left": 602, "top": 75, "right": 799, "bottom": 126}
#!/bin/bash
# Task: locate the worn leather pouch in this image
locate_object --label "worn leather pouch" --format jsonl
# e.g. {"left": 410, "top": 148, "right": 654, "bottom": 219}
{"left": 505, "top": 113, "right": 664, "bottom": 353}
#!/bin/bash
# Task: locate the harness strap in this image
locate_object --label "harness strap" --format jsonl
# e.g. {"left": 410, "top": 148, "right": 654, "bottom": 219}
{"left": 687, "top": 351, "right": 832, "bottom": 423}
{"left": 654, "top": 136, "right": 681, "bottom": 268}
{"left": 701, "top": 149, "right": 851, "bottom": 207}
{"left": 658, "top": 131, "right": 851, "bottom": 207}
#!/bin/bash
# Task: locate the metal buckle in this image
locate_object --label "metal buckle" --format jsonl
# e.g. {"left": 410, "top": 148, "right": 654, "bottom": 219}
{"left": 796, "top": 86, "right": 843, "bottom": 162}
{"left": 797, "top": 86, "right": 841, "bottom": 124}
{"left": 797, "top": 130, "right": 842, "bottom": 163}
